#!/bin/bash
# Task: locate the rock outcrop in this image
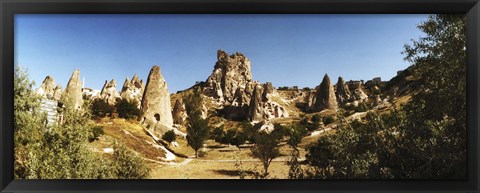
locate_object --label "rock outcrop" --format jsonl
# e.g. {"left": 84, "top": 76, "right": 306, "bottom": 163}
{"left": 204, "top": 49, "right": 253, "bottom": 103}
{"left": 36, "top": 76, "right": 62, "bottom": 100}
{"left": 348, "top": 81, "right": 368, "bottom": 102}
{"left": 100, "top": 79, "right": 120, "bottom": 105}
{"left": 141, "top": 65, "right": 174, "bottom": 137}
{"left": 120, "top": 74, "right": 144, "bottom": 108}
{"left": 172, "top": 99, "right": 187, "bottom": 126}
{"left": 249, "top": 83, "right": 289, "bottom": 122}
{"left": 82, "top": 88, "right": 100, "bottom": 100}
{"left": 62, "top": 69, "right": 83, "bottom": 109}
{"left": 336, "top": 76, "right": 351, "bottom": 103}
{"left": 249, "top": 84, "right": 264, "bottom": 122}
{"left": 311, "top": 74, "right": 337, "bottom": 111}
{"left": 203, "top": 50, "right": 289, "bottom": 122}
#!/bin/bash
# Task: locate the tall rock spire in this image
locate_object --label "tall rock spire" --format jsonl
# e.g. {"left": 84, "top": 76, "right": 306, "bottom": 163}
{"left": 313, "top": 73, "right": 338, "bottom": 111}
{"left": 336, "top": 76, "right": 351, "bottom": 103}
{"left": 141, "top": 65, "right": 174, "bottom": 128}
{"left": 62, "top": 69, "right": 83, "bottom": 109}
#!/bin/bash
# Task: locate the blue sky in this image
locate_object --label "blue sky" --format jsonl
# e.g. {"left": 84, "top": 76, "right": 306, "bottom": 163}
{"left": 15, "top": 14, "right": 428, "bottom": 93}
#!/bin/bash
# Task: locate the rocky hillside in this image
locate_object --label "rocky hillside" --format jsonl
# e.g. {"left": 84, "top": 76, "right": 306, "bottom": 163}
{"left": 35, "top": 49, "right": 416, "bottom": 165}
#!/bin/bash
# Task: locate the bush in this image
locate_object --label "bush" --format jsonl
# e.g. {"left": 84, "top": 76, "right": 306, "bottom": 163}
{"left": 287, "top": 123, "right": 308, "bottom": 148}
{"left": 89, "top": 126, "right": 105, "bottom": 142}
{"left": 224, "top": 129, "right": 247, "bottom": 149}
{"left": 91, "top": 98, "right": 114, "bottom": 118}
{"left": 212, "top": 125, "right": 226, "bottom": 144}
{"left": 162, "top": 130, "right": 176, "bottom": 144}
{"left": 115, "top": 98, "right": 141, "bottom": 120}
{"left": 322, "top": 115, "right": 335, "bottom": 125}
{"left": 112, "top": 142, "right": 149, "bottom": 179}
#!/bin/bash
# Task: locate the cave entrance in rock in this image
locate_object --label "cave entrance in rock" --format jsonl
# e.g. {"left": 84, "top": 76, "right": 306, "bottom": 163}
{"left": 154, "top": 113, "right": 160, "bottom": 122}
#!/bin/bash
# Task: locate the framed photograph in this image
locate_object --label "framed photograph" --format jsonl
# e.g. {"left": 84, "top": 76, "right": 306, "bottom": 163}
{"left": 1, "top": 0, "right": 479, "bottom": 192}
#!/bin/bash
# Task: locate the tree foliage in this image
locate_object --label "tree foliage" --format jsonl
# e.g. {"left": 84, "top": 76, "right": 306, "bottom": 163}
{"left": 162, "top": 130, "right": 176, "bottom": 144}
{"left": 91, "top": 98, "right": 114, "bottom": 118}
{"left": 184, "top": 90, "right": 210, "bottom": 157}
{"left": 112, "top": 142, "right": 149, "bottom": 179}
{"left": 251, "top": 131, "right": 281, "bottom": 177}
{"left": 115, "top": 98, "right": 141, "bottom": 120}
{"left": 14, "top": 66, "right": 149, "bottom": 179}
{"left": 302, "top": 14, "right": 466, "bottom": 179}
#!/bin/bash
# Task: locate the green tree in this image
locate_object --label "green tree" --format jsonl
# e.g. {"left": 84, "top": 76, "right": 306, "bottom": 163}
{"left": 14, "top": 66, "right": 47, "bottom": 179}
{"left": 14, "top": 66, "right": 150, "bottom": 179}
{"left": 186, "top": 117, "right": 210, "bottom": 158}
{"left": 212, "top": 125, "right": 226, "bottom": 145}
{"left": 224, "top": 129, "right": 247, "bottom": 150}
{"left": 162, "top": 130, "right": 176, "bottom": 144}
{"left": 251, "top": 131, "right": 281, "bottom": 177}
{"left": 91, "top": 98, "right": 114, "bottom": 118}
{"left": 184, "top": 89, "right": 210, "bottom": 158}
{"left": 115, "top": 98, "right": 141, "bottom": 120}
{"left": 286, "top": 123, "right": 308, "bottom": 179}
{"left": 392, "top": 14, "right": 467, "bottom": 178}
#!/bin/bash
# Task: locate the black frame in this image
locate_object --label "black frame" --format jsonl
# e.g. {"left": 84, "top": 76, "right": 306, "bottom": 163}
{"left": 1, "top": 0, "right": 479, "bottom": 192}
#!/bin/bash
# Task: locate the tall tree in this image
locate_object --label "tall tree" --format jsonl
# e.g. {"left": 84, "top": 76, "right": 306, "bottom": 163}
{"left": 251, "top": 131, "right": 281, "bottom": 177}
{"left": 393, "top": 14, "right": 467, "bottom": 178}
{"left": 184, "top": 89, "right": 210, "bottom": 157}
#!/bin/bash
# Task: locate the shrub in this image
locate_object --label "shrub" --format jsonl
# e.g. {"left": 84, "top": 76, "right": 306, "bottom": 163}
{"left": 162, "top": 130, "right": 176, "bottom": 144}
{"left": 112, "top": 142, "right": 149, "bottom": 179}
{"left": 322, "top": 115, "right": 335, "bottom": 125}
{"left": 212, "top": 125, "right": 226, "bottom": 144}
{"left": 91, "top": 98, "right": 114, "bottom": 118}
{"left": 89, "top": 126, "right": 105, "bottom": 142}
{"left": 224, "top": 129, "right": 247, "bottom": 149}
{"left": 115, "top": 98, "right": 141, "bottom": 120}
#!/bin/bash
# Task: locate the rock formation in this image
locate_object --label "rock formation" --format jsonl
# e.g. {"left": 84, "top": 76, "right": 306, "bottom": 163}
{"left": 249, "top": 84, "right": 264, "bottom": 122}
{"left": 202, "top": 50, "right": 289, "bottom": 122}
{"left": 82, "top": 88, "right": 100, "bottom": 100}
{"left": 172, "top": 99, "right": 187, "bottom": 126}
{"left": 100, "top": 79, "right": 120, "bottom": 105}
{"left": 36, "top": 76, "right": 56, "bottom": 99}
{"left": 336, "top": 76, "right": 351, "bottom": 103}
{"left": 141, "top": 65, "right": 174, "bottom": 137}
{"left": 120, "top": 74, "right": 144, "bottom": 108}
{"left": 348, "top": 81, "right": 368, "bottom": 102}
{"left": 62, "top": 69, "right": 83, "bottom": 109}
{"left": 249, "top": 83, "right": 289, "bottom": 122}
{"left": 52, "top": 86, "right": 62, "bottom": 100}
{"left": 36, "top": 76, "right": 63, "bottom": 100}
{"left": 204, "top": 49, "right": 253, "bottom": 103}
{"left": 311, "top": 74, "right": 337, "bottom": 111}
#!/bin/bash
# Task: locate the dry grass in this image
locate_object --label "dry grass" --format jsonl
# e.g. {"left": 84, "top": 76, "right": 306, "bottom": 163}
{"left": 93, "top": 118, "right": 167, "bottom": 161}
{"left": 148, "top": 159, "right": 291, "bottom": 179}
